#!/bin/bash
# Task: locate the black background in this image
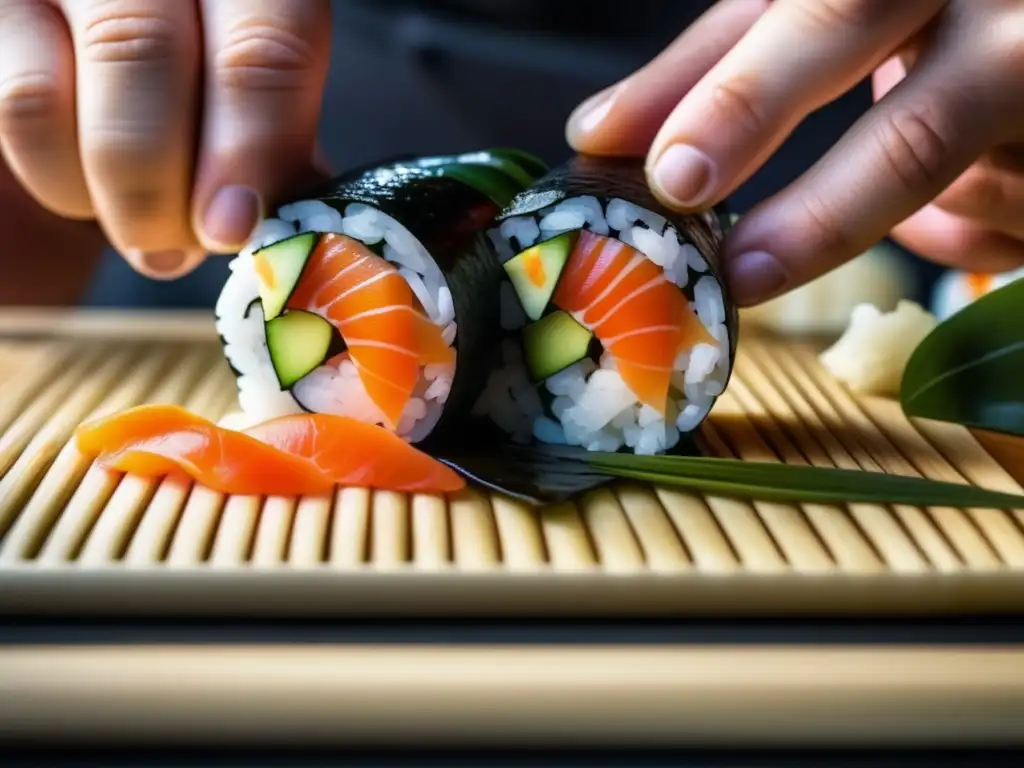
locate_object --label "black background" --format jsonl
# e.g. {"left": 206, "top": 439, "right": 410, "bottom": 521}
{"left": 81, "top": 0, "right": 944, "bottom": 309}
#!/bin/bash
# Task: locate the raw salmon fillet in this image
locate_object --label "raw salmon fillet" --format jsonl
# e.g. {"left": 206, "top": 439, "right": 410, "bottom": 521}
{"left": 75, "top": 405, "right": 464, "bottom": 496}
{"left": 245, "top": 413, "right": 464, "bottom": 493}
{"left": 78, "top": 406, "right": 333, "bottom": 496}
{"left": 553, "top": 230, "right": 712, "bottom": 412}
{"left": 287, "top": 233, "right": 454, "bottom": 429}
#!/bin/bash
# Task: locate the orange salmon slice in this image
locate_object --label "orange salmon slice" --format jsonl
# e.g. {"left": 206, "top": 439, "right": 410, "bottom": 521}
{"left": 75, "top": 405, "right": 465, "bottom": 495}
{"left": 286, "top": 233, "right": 454, "bottom": 429}
{"left": 245, "top": 413, "right": 464, "bottom": 493}
{"left": 552, "top": 229, "right": 713, "bottom": 413}
{"left": 77, "top": 406, "right": 334, "bottom": 496}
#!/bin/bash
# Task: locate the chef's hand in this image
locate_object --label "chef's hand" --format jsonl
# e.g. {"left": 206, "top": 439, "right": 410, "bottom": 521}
{"left": 0, "top": 0, "right": 332, "bottom": 279}
{"left": 566, "top": 0, "right": 1024, "bottom": 306}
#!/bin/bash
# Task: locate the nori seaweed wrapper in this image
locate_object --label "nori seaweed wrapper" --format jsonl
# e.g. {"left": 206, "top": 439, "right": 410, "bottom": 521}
{"left": 497, "top": 153, "right": 738, "bottom": 370}
{"left": 434, "top": 154, "right": 738, "bottom": 501}
{"left": 292, "top": 149, "right": 549, "bottom": 448}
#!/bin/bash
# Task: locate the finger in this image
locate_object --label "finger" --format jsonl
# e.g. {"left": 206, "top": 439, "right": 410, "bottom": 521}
{"left": 891, "top": 204, "right": 1024, "bottom": 273}
{"left": 722, "top": 49, "right": 1006, "bottom": 306}
{"left": 0, "top": 0, "right": 91, "bottom": 218}
{"left": 63, "top": 0, "right": 203, "bottom": 279}
{"left": 565, "top": 0, "right": 770, "bottom": 157}
{"left": 192, "top": 0, "right": 332, "bottom": 253}
{"left": 644, "top": 0, "right": 946, "bottom": 212}
{"left": 930, "top": 159, "right": 1024, "bottom": 240}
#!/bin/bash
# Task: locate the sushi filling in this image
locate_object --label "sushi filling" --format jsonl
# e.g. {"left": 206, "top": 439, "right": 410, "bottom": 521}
{"left": 930, "top": 265, "right": 1024, "bottom": 321}
{"left": 216, "top": 200, "right": 457, "bottom": 443}
{"left": 476, "top": 196, "right": 730, "bottom": 455}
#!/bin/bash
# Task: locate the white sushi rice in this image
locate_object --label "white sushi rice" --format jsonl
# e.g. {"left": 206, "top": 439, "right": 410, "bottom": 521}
{"left": 478, "top": 196, "right": 731, "bottom": 454}
{"left": 216, "top": 200, "right": 457, "bottom": 442}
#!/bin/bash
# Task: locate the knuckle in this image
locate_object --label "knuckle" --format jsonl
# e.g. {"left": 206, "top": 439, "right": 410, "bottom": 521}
{"left": 82, "top": 126, "right": 169, "bottom": 168}
{"left": 81, "top": 7, "right": 186, "bottom": 65}
{"left": 798, "top": 191, "right": 857, "bottom": 258}
{"left": 213, "top": 19, "right": 316, "bottom": 93}
{"left": 0, "top": 71, "right": 62, "bottom": 133}
{"left": 791, "top": 0, "right": 887, "bottom": 31}
{"left": 710, "top": 74, "right": 769, "bottom": 136}
{"left": 872, "top": 102, "right": 950, "bottom": 193}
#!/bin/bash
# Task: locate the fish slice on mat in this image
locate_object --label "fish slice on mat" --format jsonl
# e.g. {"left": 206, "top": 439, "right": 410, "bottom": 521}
{"left": 75, "top": 405, "right": 464, "bottom": 495}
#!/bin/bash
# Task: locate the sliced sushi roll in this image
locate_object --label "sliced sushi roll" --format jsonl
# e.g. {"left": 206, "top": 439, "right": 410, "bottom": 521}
{"left": 931, "top": 266, "right": 1024, "bottom": 321}
{"left": 215, "top": 149, "right": 548, "bottom": 445}
{"left": 476, "top": 154, "right": 735, "bottom": 455}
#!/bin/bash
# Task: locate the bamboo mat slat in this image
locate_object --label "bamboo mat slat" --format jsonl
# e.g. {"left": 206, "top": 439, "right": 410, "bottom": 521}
{"left": 3, "top": 646, "right": 1024, "bottom": 748}
{"left": 2, "top": 312, "right": 1024, "bottom": 617}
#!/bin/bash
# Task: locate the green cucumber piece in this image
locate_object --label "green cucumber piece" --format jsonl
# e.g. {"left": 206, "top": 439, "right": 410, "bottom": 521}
{"left": 523, "top": 310, "right": 594, "bottom": 382}
{"left": 502, "top": 232, "right": 576, "bottom": 322}
{"left": 265, "top": 310, "right": 334, "bottom": 388}
{"left": 253, "top": 232, "right": 318, "bottom": 321}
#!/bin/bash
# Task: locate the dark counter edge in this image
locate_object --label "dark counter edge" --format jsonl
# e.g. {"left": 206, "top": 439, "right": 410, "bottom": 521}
{"left": 3, "top": 615, "right": 1024, "bottom": 645}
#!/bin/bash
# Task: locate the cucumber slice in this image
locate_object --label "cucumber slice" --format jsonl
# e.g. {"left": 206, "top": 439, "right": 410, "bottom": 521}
{"left": 253, "top": 232, "right": 319, "bottom": 321}
{"left": 265, "top": 310, "right": 334, "bottom": 388}
{"left": 523, "top": 310, "right": 594, "bottom": 382}
{"left": 502, "top": 232, "right": 576, "bottom": 322}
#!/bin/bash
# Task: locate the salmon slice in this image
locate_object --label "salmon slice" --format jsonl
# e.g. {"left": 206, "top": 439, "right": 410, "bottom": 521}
{"left": 75, "top": 405, "right": 464, "bottom": 495}
{"left": 287, "top": 233, "right": 454, "bottom": 429}
{"left": 966, "top": 273, "right": 994, "bottom": 299}
{"left": 76, "top": 404, "right": 211, "bottom": 455}
{"left": 77, "top": 406, "right": 333, "bottom": 496}
{"left": 245, "top": 413, "right": 464, "bottom": 493}
{"left": 553, "top": 230, "right": 713, "bottom": 413}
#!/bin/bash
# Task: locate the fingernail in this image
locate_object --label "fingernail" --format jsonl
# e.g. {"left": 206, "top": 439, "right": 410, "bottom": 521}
{"left": 125, "top": 249, "right": 204, "bottom": 280}
{"left": 143, "top": 250, "right": 186, "bottom": 273}
{"left": 727, "top": 250, "right": 788, "bottom": 306}
{"left": 567, "top": 84, "right": 621, "bottom": 137}
{"left": 650, "top": 144, "right": 716, "bottom": 209}
{"left": 202, "top": 185, "right": 261, "bottom": 251}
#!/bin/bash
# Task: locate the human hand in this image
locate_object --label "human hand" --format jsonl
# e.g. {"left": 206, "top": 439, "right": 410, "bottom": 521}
{"left": 565, "top": 0, "right": 1024, "bottom": 306}
{"left": 0, "top": 152, "right": 105, "bottom": 305}
{"left": 0, "top": 0, "right": 332, "bottom": 279}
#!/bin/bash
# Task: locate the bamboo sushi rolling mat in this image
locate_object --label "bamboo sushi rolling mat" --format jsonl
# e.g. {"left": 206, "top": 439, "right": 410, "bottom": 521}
{"left": 3, "top": 308, "right": 1024, "bottom": 749}
{"left": 1, "top": 308, "right": 1024, "bottom": 617}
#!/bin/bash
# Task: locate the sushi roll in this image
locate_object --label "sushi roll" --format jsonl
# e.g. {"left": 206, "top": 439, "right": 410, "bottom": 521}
{"left": 215, "top": 149, "right": 548, "bottom": 445}
{"left": 930, "top": 266, "right": 1024, "bottom": 321}
{"left": 475, "top": 154, "right": 736, "bottom": 455}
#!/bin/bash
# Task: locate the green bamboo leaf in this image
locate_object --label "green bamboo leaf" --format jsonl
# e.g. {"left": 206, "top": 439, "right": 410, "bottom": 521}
{"left": 433, "top": 164, "right": 523, "bottom": 208}
{"left": 409, "top": 149, "right": 548, "bottom": 207}
{"left": 455, "top": 149, "right": 548, "bottom": 188}
{"left": 442, "top": 443, "right": 1024, "bottom": 508}
{"left": 583, "top": 451, "right": 1024, "bottom": 508}
{"left": 901, "top": 279, "right": 1024, "bottom": 437}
